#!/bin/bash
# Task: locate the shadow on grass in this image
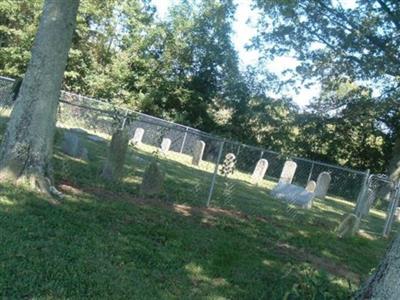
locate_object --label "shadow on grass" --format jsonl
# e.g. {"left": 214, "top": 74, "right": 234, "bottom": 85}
{"left": 0, "top": 115, "right": 392, "bottom": 298}
{"left": 0, "top": 183, "right": 356, "bottom": 299}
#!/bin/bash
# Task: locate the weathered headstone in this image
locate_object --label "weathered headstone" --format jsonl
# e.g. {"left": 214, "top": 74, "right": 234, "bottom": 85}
{"left": 396, "top": 208, "right": 400, "bottom": 222}
{"left": 140, "top": 160, "right": 164, "bottom": 197}
{"left": 130, "top": 127, "right": 144, "bottom": 145}
{"left": 220, "top": 153, "right": 236, "bottom": 176}
{"left": 101, "top": 128, "right": 129, "bottom": 180}
{"left": 161, "top": 138, "right": 171, "bottom": 153}
{"left": 271, "top": 182, "right": 314, "bottom": 209}
{"left": 305, "top": 180, "right": 317, "bottom": 193}
{"left": 279, "top": 160, "right": 297, "bottom": 184}
{"left": 192, "top": 140, "right": 206, "bottom": 166}
{"left": 336, "top": 213, "right": 361, "bottom": 237}
{"left": 61, "top": 132, "right": 88, "bottom": 160}
{"left": 315, "top": 172, "right": 332, "bottom": 199}
{"left": 251, "top": 159, "right": 269, "bottom": 184}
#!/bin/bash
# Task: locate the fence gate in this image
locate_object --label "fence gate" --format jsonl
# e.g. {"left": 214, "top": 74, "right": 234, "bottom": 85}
{"left": 356, "top": 174, "right": 400, "bottom": 237}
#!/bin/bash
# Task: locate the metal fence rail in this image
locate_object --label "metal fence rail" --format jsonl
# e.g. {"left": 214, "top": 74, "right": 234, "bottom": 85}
{"left": 0, "top": 76, "right": 368, "bottom": 207}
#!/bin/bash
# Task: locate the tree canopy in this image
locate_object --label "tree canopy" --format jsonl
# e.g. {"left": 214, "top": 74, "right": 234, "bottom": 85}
{"left": 0, "top": 0, "right": 398, "bottom": 174}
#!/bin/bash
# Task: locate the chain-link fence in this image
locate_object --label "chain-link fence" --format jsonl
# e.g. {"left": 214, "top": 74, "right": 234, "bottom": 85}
{"left": 354, "top": 174, "right": 400, "bottom": 238}
{"left": 0, "top": 76, "right": 369, "bottom": 216}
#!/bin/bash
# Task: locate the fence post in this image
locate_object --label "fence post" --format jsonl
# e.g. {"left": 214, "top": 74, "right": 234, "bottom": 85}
{"left": 307, "top": 162, "right": 315, "bottom": 183}
{"left": 354, "top": 169, "right": 370, "bottom": 217}
{"left": 383, "top": 185, "right": 400, "bottom": 237}
{"left": 180, "top": 127, "right": 188, "bottom": 154}
{"left": 236, "top": 144, "right": 241, "bottom": 157}
{"left": 206, "top": 139, "right": 225, "bottom": 207}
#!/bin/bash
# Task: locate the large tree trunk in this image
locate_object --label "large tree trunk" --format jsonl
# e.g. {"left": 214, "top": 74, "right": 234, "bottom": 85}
{"left": 0, "top": 0, "right": 80, "bottom": 192}
{"left": 355, "top": 234, "right": 400, "bottom": 299}
{"left": 388, "top": 133, "right": 400, "bottom": 183}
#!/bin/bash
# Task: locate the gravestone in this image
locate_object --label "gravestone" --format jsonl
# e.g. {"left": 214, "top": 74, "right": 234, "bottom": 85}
{"left": 396, "top": 208, "right": 400, "bottom": 222}
{"left": 279, "top": 160, "right": 297, "bottom": 184}
{"left": 251, "top": 159, "right": 269, "bottom": 184}
{"left": 101, "top": 128, "right": 129, "bottom": 180}
{"left": 220, "top": 153, "right": 236, "bottom": 176}
{"left": 140, "top": 160, "right": 164, "bottom": 197}
{"left": 271, "top": 182, "right": 314, "bottom": 209}
{"left": 192, "top": 140, "right": 206, "bottom": 166}
{"left": 315, "top": 172, "right": 332, "bottom": 199}
{"left": 61, "top": 132, "right": 88, "bottom": 160}
{"left": 161, "top": 138, "right": 171, "bottom": 153}
{"left": 336, "top": 213, "right": 361, "bottom": 237}
{"left": 130, "top": 127, "right": 144, "bottom": 145}
{"left": 305, "top": 180, "right": 317, "bottom": 193}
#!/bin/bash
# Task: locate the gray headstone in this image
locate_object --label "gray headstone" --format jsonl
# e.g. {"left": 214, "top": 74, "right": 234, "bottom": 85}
{"left": 140, "top": 160, "right": 164, "bottom": 197}
{"left": 101, "top": 128, "right": 129, "bottom": 180}
{"left": 80, "top": 147, "right": 89, "bottom": 161}
{"left": 251, "top": 159, "right": 269, "bottom": 184}
{"left": 315, "top": 172, "right": 331, "bottom": 199}
{"left": 220, "top": 153, "right": 236, "bottom": 176}
{"left": 192, "top": 140, "right": 206, "bottom": 166}
{"left": 130, "top": 127, "right": 144, "bottom": 145}
{"left": 279, "top": 160, "right": 297, "bottom": 184}
{"left": 161, "top": 138, "right": 171, "bottom": 153}
{"left": 395, "top": 208, "right": 400, "bottom": 222}
{"left": 305, "top": 180, "right": 317, "bottom": 193}
{"left": 62, "top": 132, "right": 80, "bottom": 156}
{"left": 61, "top": 132, "right": 88, "bottom": 160}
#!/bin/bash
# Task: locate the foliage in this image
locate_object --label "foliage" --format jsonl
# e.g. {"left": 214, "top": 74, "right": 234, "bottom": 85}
{"left": 254, "top": 0, "right": 400, "bottom": 173}
{"left": 1, "top": 0, "right": 398, "bottom": 173}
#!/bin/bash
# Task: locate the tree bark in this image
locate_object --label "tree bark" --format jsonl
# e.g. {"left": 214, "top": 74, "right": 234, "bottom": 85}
{"left": 355, "top": 234, "right": 400, "bottom": 299}
{"left": 388, "top": 133, "right": 400, "bottom": 183}
{"left": 0, "top": 0, "right": 80, "bottom": 192}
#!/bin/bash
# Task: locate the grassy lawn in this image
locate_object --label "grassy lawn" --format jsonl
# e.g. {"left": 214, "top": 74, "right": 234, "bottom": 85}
{"left": 0, "top": 118, "right": 396, "bottom": 299}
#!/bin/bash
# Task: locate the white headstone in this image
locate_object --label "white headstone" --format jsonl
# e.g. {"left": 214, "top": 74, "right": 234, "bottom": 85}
{"left": 161, "top": 138, "right": 171, "bottom": 152}
{"left": 271, "top": 182, "right": 314, "bottom": 209}
{"left": 305, "top": 180, "right": 317, "bottom": 193}
{"left": 315, "top": 172, "right": 332, "bottom": 199}
{"left": 130, "top": 127, "right": 144, "bottom": 145}
{"left": 252, "top": 159, "right": 269, "bottom": 184}
{"left": 279, "top": 160, "right": 297, "bottom": 184}
{"left": 192, "top": 140, "right": 206, "bottom": 166}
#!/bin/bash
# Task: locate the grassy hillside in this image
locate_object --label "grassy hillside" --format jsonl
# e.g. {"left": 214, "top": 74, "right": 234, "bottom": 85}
{"left": 0, "top": 119, "right": 395, "bottom": 299}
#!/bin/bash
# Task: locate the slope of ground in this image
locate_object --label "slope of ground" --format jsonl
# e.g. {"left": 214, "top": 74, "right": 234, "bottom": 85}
{"left": 0, "top": 119, "right": 394, "bottom": 299}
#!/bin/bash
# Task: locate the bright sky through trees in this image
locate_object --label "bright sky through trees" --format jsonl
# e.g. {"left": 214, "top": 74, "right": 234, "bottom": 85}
{"left": 151, "top": 0, "right": 356, "bottom": 107}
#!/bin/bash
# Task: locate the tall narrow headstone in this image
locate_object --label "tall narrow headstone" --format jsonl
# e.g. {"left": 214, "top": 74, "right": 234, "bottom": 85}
{"left": 251, "top": 159, "right": 269, "bottom": 184}
{"left": 130, "top": 127, "right": 144, "bottom": 145}
{"left": 279, "top": 160, "right": 297, "bottom": 184}
{"left": 192, "top": 140, "right": 206, "bottom": 166}
{"left": 161, "top": 138, "right": 171, "bottom": 153}
{"left": 101, "top": 128, "right": 129, "bottom": 181}
{"left": 315, "top": 172, "right": 332, "bottom": 199}
{"left": 305, "top": 180, "right": 317, "bottom": 193}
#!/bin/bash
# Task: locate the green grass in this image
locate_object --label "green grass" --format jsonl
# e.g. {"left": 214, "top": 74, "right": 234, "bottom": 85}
{"left": 0, "top": 119, "right": 396, "bottom": 299}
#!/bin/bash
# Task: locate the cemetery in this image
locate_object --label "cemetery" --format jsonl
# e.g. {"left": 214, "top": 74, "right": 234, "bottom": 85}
{"left": 0, "top": 0, "right": 399, "bottom": 298}
{"left": 0, "top": 80, "right": 398, "bottom": 298}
